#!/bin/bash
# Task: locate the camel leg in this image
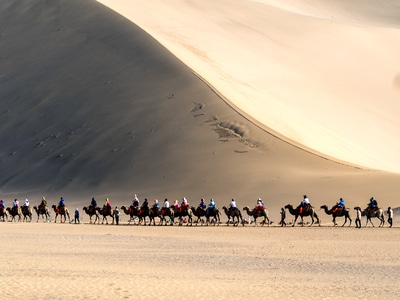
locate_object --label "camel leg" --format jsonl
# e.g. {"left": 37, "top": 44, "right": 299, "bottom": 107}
{"left": 292, "top": 215, "right": 298, "bottom": 227}
{"left": 365, "top": 217, "right": 374, "bottom": 227}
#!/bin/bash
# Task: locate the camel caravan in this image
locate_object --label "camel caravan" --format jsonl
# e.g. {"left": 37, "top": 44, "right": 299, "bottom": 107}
{"left": 0, "top": 195, "right": 394, "bottom": 228}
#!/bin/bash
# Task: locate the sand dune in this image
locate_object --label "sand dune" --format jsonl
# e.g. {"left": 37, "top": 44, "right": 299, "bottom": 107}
{"left": 0, "top": 0, "right": 399, "bottom": 222}
{"left": 98, "top": 0, "right": 400, "bottom": 173}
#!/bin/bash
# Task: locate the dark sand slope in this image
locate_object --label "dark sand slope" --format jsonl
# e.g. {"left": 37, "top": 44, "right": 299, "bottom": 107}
{"left": 0, "top": 0, "right": 399, "bottom": 213}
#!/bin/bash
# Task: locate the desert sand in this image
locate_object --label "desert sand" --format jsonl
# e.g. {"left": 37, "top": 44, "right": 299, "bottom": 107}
{"left": 2, "top": 221, "right": 399, "bottom": 300}
{"left": 1, "top": 0, "right": 400, "bottom": 298}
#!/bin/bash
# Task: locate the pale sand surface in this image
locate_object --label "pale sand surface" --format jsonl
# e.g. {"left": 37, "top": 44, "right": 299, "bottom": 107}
{"left": 97, "top": 0, "right": 400, "bottom": 172}
{"left": 2, "top": 222, "right": 399, "bottom": 299}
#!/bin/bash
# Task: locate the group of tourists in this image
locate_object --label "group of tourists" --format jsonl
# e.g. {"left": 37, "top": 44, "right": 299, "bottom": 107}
{"left": 0, "top": 193, "right": 394, "bottom": 227}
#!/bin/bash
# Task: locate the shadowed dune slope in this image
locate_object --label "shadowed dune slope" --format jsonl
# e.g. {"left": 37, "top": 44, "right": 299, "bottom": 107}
{"left": 0, "top": 0, "right": 399, "bottom": 212}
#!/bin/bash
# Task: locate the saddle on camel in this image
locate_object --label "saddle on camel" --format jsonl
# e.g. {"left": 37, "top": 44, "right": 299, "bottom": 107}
{"left": 332, "top": 198, "right": 345, "bottom": 214}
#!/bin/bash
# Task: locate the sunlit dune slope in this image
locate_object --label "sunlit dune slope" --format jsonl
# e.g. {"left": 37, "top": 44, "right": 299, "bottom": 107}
{"left": 98, "top": 0, "right": 400, "bottom": 173}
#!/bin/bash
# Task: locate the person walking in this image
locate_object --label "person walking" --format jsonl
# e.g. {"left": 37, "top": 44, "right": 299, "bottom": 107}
{"left": 280, "top": 207, "right": 286, "bottom": 227}
{"left": 113, "top": 206, "right": 120, "bottom": 225}
{"left": 74, "top": 208, "right": 80, "bottom": 224}
{"left": 387, "top": 207, "right": 393, "bottom": 228}
{"left": 354, "top": 207, "right": 361, "bottom": 229}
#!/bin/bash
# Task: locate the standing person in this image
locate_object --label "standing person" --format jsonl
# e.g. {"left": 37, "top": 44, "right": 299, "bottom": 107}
{"left": 74, "top": 208, "right": 80, "bottom": 224}
{"left": 354, "top": 207, "right": 361, "bottom": 229}
{"left": 113, "top": 206, "right": 120, "bottom": 225}
{"left": 280, "top": 207, "right": 286, "bottom": 227}
{"left": 387, "top": 207, "right": 393, "bottom": 228}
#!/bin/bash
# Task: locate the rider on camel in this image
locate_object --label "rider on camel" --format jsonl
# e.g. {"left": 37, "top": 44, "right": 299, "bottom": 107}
{"left": 153, "top": 199, "right": 160, "bottom": 209}
{"left": 206, "top": 198, "right": 216, "bottom": 216}
{"left": 103, "top": 197, "right": 111, "bottom": 214}
{"left": 163, "top": 198, "right": 170, "bottom": 208}
{"left": 173, "top": 200, "right": 180, "bottom": 210}
{"left": 255, "top": 198, "right": 264, "bottom": 213}
{"left": 89, "top": 197, "right": 97, "bottom": 213}
{"left": 40, "top": 197, "right": 47, "bottom": 209}
{"left": 24, "top": 198, "right": 30, "bottom": 207}
{"left": 298, "top": 195, "right": 310, "bottom": 214}
{"left": 90, "top": 197, "right": 97, "bottom": 208}
{"left": 132, "top": 195, "right": 139, "bottom": 208}
{"left": 0, "top": 199, "right": 4, "bottom": 208}
{"left": 180, "top": 197, "right": 189, "bottom": 212}
{"left": 368, "top": 197, "right": 378, "bottom": 211}
{"left": 58, "top": 197, "right": 65, "bottom": 209}
{"left": 332, "top": 198, "right": 345, "bottom": 213}
{"left": 162, "top": 198, "right": 170, "bottom": 215}
{"left": 198, "top": 198, "right": 206, "bottom": 211}
{"left": 13, "top": 199, "right": 20, "bottom": 208}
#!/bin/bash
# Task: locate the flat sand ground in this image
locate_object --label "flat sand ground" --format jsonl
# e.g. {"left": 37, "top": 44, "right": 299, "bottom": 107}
{"left": 3, "top": 221, "right": 399, "bottom": 300}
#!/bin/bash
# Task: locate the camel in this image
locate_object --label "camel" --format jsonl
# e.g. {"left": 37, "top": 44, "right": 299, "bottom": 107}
{"left": 243, "top": 206, "right": 270, "bottom": 226}
{"left": 121, "top": 205, "right": 140, "bottom": 224}
{"left": 191, "top": 206, "right": 206, "bottom": 225}
{"left": 320, "top": 205, "right": 352, "bottom": 226}
{"left": 205, "top": 207, "right": 221, "bottom": 226}
{"left": 96, "top": 206, "right": 114, "bottom": 225}
{"left": 355, "top": 206, "right": 385, "bottom": 227}
{"left": 171, "top": 205, "right": 193, "bottom": 226}
{"left": 159, "top": 207, "right": 174, "bottom": 226}
{"left": 222, "top": 206, "right": 243, "bottom": 226}
{"left": 0, "top": 207, "right": 8, "bottom": 222}
{"left": 51, "top": 205, "right": 71, "bottom": 223}
{"left": 284, "top": 204, "right": 320, "bottom": 226}
{"left": 137, "top": 206, "right": 150, "bottom": 225}
{"left": 21, "top": 205, "right": 33, "bottom": 222}
{"left": 6, "top": 207, "right": 22, "bottom": 222}
{"left": 33, "top": 205, "right": 51, "bottom": 222}
{"left": 82, "top": 206, "right": 100, "bottom": 224}
{"left": 149, "top": 206, "right": 161, "bottom": 225}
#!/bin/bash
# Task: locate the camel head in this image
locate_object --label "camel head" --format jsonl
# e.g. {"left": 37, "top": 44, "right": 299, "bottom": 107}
{"left": 284, "top": 204, "right": 292, "bottom": 209}
{"left": 320, "top": 205, "right": 328, "bottom": 209}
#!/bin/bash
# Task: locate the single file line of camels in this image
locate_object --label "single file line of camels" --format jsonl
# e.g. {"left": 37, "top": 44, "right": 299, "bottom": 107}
{"left": 0, "top": 201, "right": 392, "bottom": 228}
